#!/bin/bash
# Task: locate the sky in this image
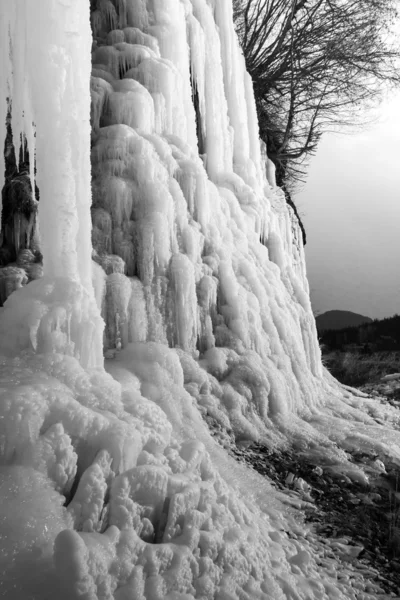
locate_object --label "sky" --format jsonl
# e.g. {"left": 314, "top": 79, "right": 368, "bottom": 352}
{"left": 296, "top": 92, "right": 400, "bottom": 320}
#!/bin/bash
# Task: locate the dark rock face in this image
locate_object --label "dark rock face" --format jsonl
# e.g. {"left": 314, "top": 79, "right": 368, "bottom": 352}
{"left": 0, "top": 112, "right": 42, "bottom": 306}
{"left": 1, "top": 111, "right": 39, "bottom": 259}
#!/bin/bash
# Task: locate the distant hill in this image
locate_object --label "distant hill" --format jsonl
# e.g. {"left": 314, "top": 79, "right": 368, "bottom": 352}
{"left": 316, "top": 310, "right": 372, "bottom": 332}
{"left": 318, "top": 313, "right": 400, "bottom": 351}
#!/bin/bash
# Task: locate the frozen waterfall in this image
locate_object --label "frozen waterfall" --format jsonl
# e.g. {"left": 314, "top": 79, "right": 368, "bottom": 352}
{"left": 88, "top": 0, "right": 324, "bottom": 419}
{"left": 0, "top": 0, "right": 103, "bottom": 367}
{"left": 1, "top": 1, "right": 399, "bottom": 599}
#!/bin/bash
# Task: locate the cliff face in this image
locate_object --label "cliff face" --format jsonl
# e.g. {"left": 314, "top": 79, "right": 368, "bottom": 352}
{"left": 0, "top": 2, "right": 371, "bottom": 599}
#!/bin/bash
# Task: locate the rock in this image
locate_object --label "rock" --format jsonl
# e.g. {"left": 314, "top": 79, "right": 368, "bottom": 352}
{"left": 369, "top": 492, "right": 382, "bottom": 502}
{"left": 372, "top": 459, "right": 386, "bottom": 473}
{"left": 381, "top": 374, "right": 400, "bottom": 382}
{"left": 349, "top": 497, "right": 361, "bottom": 506}
{"left": 0, "top": 266, "right": 28, "bottom": 304}
{"left": 26, "top": 262, "right": 43, "bottom": 281}
{"left": 16, "top": 249, "right": 35, "bottom": 269}
{"left": 294, "top": 477, "right": 311, "bottom": 493}
{"left": 289, "top": 549, "right": 311, "bottom": 568}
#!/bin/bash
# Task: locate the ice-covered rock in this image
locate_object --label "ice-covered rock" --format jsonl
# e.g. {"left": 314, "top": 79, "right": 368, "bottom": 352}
{"left": 381, "top": 373, "right": 400, "bottom": 382}
{"left": 0, "top": 265, "right": 28, "bottom": 305}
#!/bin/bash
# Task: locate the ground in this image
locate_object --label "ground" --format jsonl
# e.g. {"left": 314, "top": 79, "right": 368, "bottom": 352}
{"left": 223, "top": 375, "right": 400, "bottom": 598}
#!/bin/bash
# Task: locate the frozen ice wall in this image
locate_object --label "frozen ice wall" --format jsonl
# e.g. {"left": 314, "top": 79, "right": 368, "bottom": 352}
{"left": 90, "top": 0, "right": 324, "bottom": 430}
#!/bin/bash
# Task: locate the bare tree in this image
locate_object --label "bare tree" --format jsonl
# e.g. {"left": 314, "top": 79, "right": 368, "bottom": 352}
{"left": 234, "top": 0, "right": 400, "bottom": 191}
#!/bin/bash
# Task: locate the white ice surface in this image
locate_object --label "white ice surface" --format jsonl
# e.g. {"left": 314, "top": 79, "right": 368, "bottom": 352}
{"left": 1, "top": 1, "right": 398, "bottom": 599}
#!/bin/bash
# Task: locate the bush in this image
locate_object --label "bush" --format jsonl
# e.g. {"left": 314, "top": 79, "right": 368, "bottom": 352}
{"left": 323, "top": 351, "right": 400, "bottom": 387}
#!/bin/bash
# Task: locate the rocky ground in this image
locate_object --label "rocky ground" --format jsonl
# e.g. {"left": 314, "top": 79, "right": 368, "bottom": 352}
{"left": 230, "top": 442, "right": 400, "bottom": 598}
{"left": 223, "top": 375, "right": 400, "bottom": 598}
{"left": 360, "top": 374, "right": 400, "bottom": 409}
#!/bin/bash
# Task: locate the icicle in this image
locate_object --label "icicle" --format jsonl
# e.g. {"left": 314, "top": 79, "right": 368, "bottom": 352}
{"left": 266, "top": 158, "right": 277, "bottom": 188}
{"left": 128, "top": 277, "right": 148, "bottom": 342}
{"left": 0, "top": 6, "right": 13, "bottom": 231}
{"left": 125, "top": 58, "right": 188, "bottom": 140}
{"left": 97, "top": 176, "right": 134, "bottom": 227}
{"left": 91, "top": 67, "right": 115, "bottom": 84}
{"left": 116, "top": 42, "right": 158, "bottom": 74}
{"left": 91, "top": 77, "right": 113, "bottom": 131}
{"left": 0, "top": 2, "right": 16, "bottom": 232}
{"left": 96, "top": 0, "right": 118, "bottom": 35}
{"left": 104, "top": 272, "right": 132, "bottom": 350}
{"left": 112, "top": 227, "right": 135, "bottom": 276}
{"left": 97, "top": 254, "right": 126, "bottom": 275}
{"left": 106, "top": 80, "right": 155, "bottom": 132}
{"left": 188, "top": 1, "right": 233, "bottom": 179}
{"left": 170, "top": 253, "right": 198, "bottom": 351}
{"left": 125, "top": 0, "right": 149, "bottom": 30}
{"left": 107, "top": 29, "right": 125, "bottom": 45}
{"left": 92, "top": 207, "right": 112, "bottom": 254}
{"left": 123, "top": 28, "right": 160, "bottom": 55}
{"left": 92, "top": 46, "right": 121, "bottom": 79}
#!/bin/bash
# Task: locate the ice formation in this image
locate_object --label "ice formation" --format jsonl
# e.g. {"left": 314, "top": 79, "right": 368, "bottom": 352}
{"left": 0, "top": 0, "right": 103, "bottom": 367}
{"left": 1, "top": 1, "right": 400, "bottom": 599}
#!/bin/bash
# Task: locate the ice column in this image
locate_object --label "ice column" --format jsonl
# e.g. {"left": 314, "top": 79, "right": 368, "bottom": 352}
{"left": 0, "top": 0, "right": 103, "bottom": 367}
{"left": 1, "top": 0, "right": 93, "bottom": 288}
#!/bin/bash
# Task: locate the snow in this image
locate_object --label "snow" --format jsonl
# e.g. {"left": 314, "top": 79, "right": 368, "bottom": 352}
{"left": 1, "top": 0, "right": 400, "bottom": 599}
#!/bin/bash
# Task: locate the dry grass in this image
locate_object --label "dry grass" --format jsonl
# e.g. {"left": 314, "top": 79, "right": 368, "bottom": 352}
{"left": 322, "top": 351, "right": 400, "bottom": 387}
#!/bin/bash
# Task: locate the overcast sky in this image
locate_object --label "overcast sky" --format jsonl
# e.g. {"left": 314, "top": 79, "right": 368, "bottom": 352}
{"left": 296, "top": 92, "right": 400, "bottom": 320}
